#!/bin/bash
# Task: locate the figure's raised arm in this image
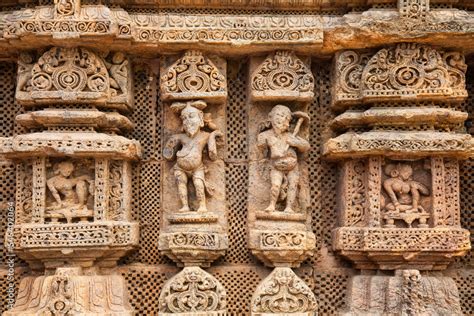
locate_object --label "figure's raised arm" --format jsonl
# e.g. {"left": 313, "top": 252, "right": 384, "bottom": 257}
{"left": 208, "top": 130, "right": 224, "bottom": 161}
{"left": 163, "top": 135, "right": 182, "bottom": 161}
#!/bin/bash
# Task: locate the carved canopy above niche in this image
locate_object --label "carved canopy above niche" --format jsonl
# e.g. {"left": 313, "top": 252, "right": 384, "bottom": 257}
{"left": 331, "top": 43, "right": 468, "bottom": 109}
{"left": 160, "top": 50, "right": 227, "bottom": 103}
{"left": 250, "top": 51, "right": 314, "bottom": 102}
{"left": 16, "top": 47, "right": 132, "bottom": 110}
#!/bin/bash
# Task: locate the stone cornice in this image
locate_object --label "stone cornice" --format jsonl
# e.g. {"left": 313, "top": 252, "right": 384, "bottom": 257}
{"left": 0, "top": 6, "right": 473, "bottom": 56}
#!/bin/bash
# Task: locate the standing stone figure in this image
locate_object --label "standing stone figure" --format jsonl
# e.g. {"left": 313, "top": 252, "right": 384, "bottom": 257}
{"left": 164, "top": 100, "right": 223, "bottom": 212}
{"left": 258, "top": 105, "right": 310, "bottom": 213}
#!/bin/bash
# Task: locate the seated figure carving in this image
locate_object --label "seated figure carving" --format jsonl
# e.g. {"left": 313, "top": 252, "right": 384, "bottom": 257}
{"left": 163, "top": 100, "right": 223, "bottom": 213}
{"left": 46, "top": 161, "right": 93, "bottom": 223}
{"left": 257, "top": 105, "right": 310, "bottom": 213}
{"left": 382, "top": 163, "right": 430, "bottom": 228}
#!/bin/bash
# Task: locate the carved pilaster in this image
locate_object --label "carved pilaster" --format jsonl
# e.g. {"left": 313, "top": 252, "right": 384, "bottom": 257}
{"left": 158, "top": 50, "right": 228, "bottom": 315}
{"left": 2, "top": 46, "right": 140, "bottom": 316}
{"left": 248, "top": 51, "right": 317, "bottom": 315}
{"left": 328, "top": 43, "right": 471, "bottom": 276}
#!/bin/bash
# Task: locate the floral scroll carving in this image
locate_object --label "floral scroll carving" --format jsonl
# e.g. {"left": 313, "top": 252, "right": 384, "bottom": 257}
{"left": 159, "top": 267, "right": 227, "bottom": 316}
{"left": 331, "top": 44, "right": 468, "bottom": 108}
{"left": 16, "top": 47, "right": 132, "bottom": 110}
{"left": 250, "top": 51, "right": 314, "bottom": 102}
{"left": 161, "top": 50, "right": 227, "bottom": 103}
{"left": 251, "top": 267, "right": 317, "bottom": 315}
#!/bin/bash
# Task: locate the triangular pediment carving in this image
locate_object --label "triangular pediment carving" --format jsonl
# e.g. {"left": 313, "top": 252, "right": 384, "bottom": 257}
{"left": 160, "top": 50, "right": 227, "bottom": 103}
{"left": 250, "top": 51, "right": 314, "bottom": 102}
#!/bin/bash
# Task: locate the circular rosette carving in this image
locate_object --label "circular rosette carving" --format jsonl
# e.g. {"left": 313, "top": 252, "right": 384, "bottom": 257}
{"left": 159, "top": 267, "right": 226, "bottom": 314}
{"left": 53, "top": 66, "right": 87, "bottom": 92}
{"left": 252, "top": 267, "right": 317, "bottom": 314}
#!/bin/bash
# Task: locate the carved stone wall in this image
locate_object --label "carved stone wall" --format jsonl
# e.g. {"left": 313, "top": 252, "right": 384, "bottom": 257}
{"left": 0, "top": 1, "right": 473, "bottom": 316}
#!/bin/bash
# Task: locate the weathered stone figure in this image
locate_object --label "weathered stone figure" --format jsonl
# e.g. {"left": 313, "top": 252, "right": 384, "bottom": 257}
{"left": 46, "top": 160, "right": 93, "bottom": 222}
{"left": 258, "top": 105, "right": 310, "bottom": 213}
{"left": 383, "top": 163, "right": 429, "bottom": 214}
{"left": 108, "top": 52, "right": 129, "bottom": 96}
{"left": 164, "top": 100, "right": 223, "bottom": 212}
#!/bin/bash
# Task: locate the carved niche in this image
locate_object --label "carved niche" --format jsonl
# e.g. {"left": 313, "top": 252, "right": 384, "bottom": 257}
{"left": 16, "top": 47, "right": 132, "bottom": 110}
{"left": 327, "top": 43, "right": 471, "bottom": 315}
{"left": 248, "top": 51, "right": 317, "bottom": 316}
{"left": 158, "top": 50, "right": 228, "bottom": 316}
{"left": 250, "top": 51, "right": 314, "bottom": 102}
{"left": 331, "top": 43, "right": 468, "bottom": 109}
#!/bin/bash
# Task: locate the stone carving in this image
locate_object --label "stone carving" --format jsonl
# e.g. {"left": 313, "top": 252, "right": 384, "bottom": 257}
{"left": 161, "top": 51, "right": 227, "bottom": 103}
{"left": 323, "top": 131, "right": 474, "bottom": 159}
{"left": 343, "top": 270, "right": 462, "bottom": 315}
{"left": 257, "top": 105, "right": 310, "bottom": 213}
{"left": 398, "top": 0, "right": 429, "bottom": 20}
{"left": 251, "top": 267, "right": 317, "bottom": 315}
{"left": 381, "top": 162, "right": 430, "bottom": 228}
{"left": 55, "top": 0, "right": 80, "bottom": 17}
{"left": 331, "top": 44, "right": 468, "bottom": 108}
{"left": 164, "top": 100, "right": 224, "bottom": 213}
{"left": 159, "top": 266, "right": 226, "bottom": 316}
{"left": 45, "top": 160, "right": 94, "bottom": 223}
{"left": 250, "top": 51, "right": 314, "bottom": 102}
{"left": 332, "top": 157, "right": 470, "bottom": 270}
{"left": 15, "top": 47, "right": 132, "bottom": 110}
{"left": 133, "top": 14, "right": 323, "bottom": 46}
{"left": 4, "top": 267, "right": 134, "bottom": 316}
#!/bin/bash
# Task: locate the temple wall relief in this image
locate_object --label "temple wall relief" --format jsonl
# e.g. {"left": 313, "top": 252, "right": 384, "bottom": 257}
{"left": 326, "top": 41, "right": 472, "bottom": 315}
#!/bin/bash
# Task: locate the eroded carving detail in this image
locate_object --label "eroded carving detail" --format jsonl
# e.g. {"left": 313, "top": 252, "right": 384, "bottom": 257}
{"left": 45, "top": 159, "right": 94, "bottom": 224}
{"left": 381, "top": 162, "right": 430, "bottom": 228}
{"left": 251, "top": 267, "right": 317, "bottom": 315}
{"left": 398, "top": 0, "right": 429, "bottom": 20}
{"left": 344, "top": 270, "right": 463, "bottom": 315}
{"left": 257, "top": 105, "right": 310, "bottom": 214}
{"left": 164, "top": 100, "right": 223, "bottom": 213}
{"left": 159, "top": 267, "right": 226, "bottom": 315}
{"left": 251, "top": 51, "right": 314, "bottom": 102}
{"left": 55, "top": 0, "right": 80, "bottom": 17}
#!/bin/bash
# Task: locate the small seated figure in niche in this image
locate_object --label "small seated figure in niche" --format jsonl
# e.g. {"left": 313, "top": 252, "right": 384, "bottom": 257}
{"left": 383, "top": 163, "right": 430, "bottom": 214}
{"left": 46, "top": 161, "right": 93, "bottom": 223}
{"left": 163, "top": 100, "right": 223, "bottom": 213}
{"left": 382, "top": 163, "right": 431, "bottom": 228}
{"left": 257, "top": 105, "right": 310, "bottom": 213}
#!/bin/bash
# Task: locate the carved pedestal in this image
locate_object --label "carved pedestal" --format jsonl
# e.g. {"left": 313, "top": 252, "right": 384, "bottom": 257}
{"left": 158, "top": 50, "right": 228, "bottom": 315}
{"left": 248, "top": 51, "right": 317, "bottom": 316}
{"left": 1, "top": 44, "right": 139, "bottom": 315}
{"left": 327, "top": 43, "right": 472, "bottom": 315}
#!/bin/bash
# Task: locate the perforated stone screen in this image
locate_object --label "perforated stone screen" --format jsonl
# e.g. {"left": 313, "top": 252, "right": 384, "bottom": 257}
{"left": 0, "top": 52, "right": 473, "bottom": 315}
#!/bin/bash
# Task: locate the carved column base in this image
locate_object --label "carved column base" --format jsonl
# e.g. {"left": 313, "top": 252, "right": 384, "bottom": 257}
{"left": 158, "top": 266, "right": 226, "bottom": 316}
{"left": 251, "top": 267, "right": 317, "bottom": 316}
{"left": 342, "top": 270, "right": 462, "bottom": 315}
{"left": 159, "top": 231, "right": 228, "bottom": 267}
{"left": 3, "top": 267, "right": 133, "bottom": 316}
{"left": 249, "top": 230, "right": 316, "bottom": 268}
